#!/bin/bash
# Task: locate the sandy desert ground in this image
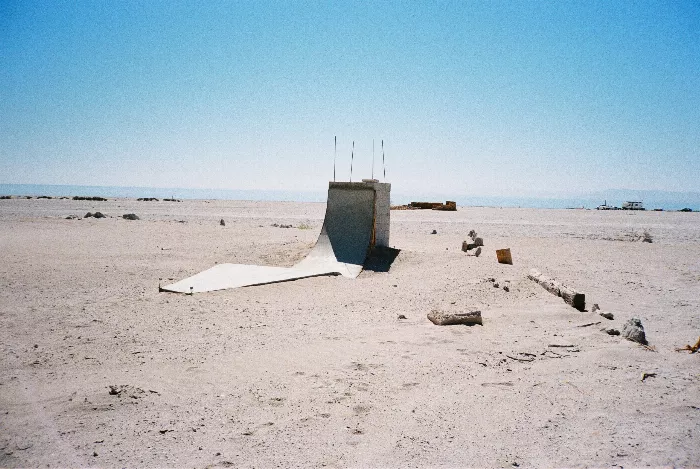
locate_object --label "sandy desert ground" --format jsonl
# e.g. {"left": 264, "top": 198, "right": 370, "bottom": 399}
{"left": 1, "top": 196, "right": 699, "bottom": 468}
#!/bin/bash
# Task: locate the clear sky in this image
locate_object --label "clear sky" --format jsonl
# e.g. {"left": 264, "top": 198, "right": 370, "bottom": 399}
{"left": 1, "top": 1, "right": 699, "bottom": 197}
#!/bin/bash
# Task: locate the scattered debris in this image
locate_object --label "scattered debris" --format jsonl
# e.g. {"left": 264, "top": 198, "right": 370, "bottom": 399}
{"left": 641, "top": 372, "right": 657, "bottom": 382}
{"left": 577, "top": 321, "right": 601, "bottom": 328}
{"left": 474, "top": 247, "right": 482, "bottom": 257}
{"left": 641, "top": 230, "right": 653, "bottom": 243}
{"left": 137, "top": 197, "right": 159, "bottom": 201}
{"left": 473, "top": 237, "right": 484, "bottom": 247}
{"left": 163, "top": 198, "right": 181, "bottom": 202}
{"left": 600, "top": 311, "right": 614, "bottom": 320}
{"left": 506, "top": 354, "right": 535, "bottom": 362}
{"left": 489, "top": 278, "right": 510, "bottom": 291}
{"left": 621, "top": 317, "right": 648, "bottom": 345}
{"left": 73, "top": 196, "right": 107, "bottom": 201}
{"left": 548, "top": 344, "right": 577, "bottom": 348}
{"left": 108, "top": 384, "right": 146, "bottom": 399}
{"left": 591, "top": 304, "right": 600, "bottom": 313}
{"left": 65, "top": 215, "right": 77, "bottom": 219}
{"left": 496, "top": 248, "right": 513, "bottom": 265}
{"left": 602, "top": 328, "right": 620, "bottom": 336}
{"left": 528, "top": 269, "right": 585, "bottom": 311}
{"left": 675, "top": 336, "right": 700, "bottom": 353}
{"left": 427, "top": 309, "right": 482, "bottom": 326}
{"left": 122, "top": 213, "right": 139, "bottom": 220}
{"left": 220, "top": 219, "right": 225, "bottom": 226}
{"left": 271, "top": 223, "right": 293, "bottom": 228}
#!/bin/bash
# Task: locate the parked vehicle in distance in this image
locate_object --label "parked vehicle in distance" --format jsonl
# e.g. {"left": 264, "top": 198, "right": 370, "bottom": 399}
{"left": 622, "top": 201, "right": 645, "bottom": 210}
{"left": 596, "top": 200, "right": 616, "bottom": 210}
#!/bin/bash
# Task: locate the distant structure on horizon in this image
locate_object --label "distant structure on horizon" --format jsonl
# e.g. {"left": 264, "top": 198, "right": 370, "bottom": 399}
{"left": 622, "top": 201, "right": 645, "bottom": 210}
{"left": 596, "top": 200, "right": 646, "bottom": 211}
{"left": 596, "top": 200, "right": 616, "bottom": 210}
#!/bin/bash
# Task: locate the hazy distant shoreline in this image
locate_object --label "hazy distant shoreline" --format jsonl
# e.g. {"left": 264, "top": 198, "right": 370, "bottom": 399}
{"left": 1, "top": 183, "right": 698, "bottom": 211}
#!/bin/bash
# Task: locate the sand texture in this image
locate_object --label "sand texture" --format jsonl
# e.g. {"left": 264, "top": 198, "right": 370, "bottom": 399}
{"left": 1, "top": 197, "right": 699, "bottom": 467}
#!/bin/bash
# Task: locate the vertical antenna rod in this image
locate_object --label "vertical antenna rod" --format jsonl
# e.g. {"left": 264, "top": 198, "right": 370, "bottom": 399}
{"left": 382, "top": 139, "right": 386, "bottom": 181}
{"left": 350, "top": 141, "right": 354, "bottom": 182}
{"left": 333, "top": 136, "right": 336, "bottom": 182}
{"left": 372, "top": 139, "right": 375, "bottom": 180}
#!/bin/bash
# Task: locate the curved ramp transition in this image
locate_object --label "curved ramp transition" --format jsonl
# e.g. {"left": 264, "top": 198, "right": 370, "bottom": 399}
{"left": 162, "top": 181, "right": 389, "bottom": 293}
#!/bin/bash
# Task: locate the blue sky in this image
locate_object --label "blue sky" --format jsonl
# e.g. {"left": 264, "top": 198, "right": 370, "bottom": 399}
{"left": 1, "top": 1, "right": 698, "bottom": 196}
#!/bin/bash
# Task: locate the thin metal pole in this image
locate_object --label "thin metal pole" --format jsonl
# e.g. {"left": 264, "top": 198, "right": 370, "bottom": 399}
{"left": 382, "top": 139, "right": 386, "bottom": 181}
{"left": 372, "top": 139, "right": 375, "bottom": 180}
{"left": 333, "top": 136, "right": 336, "bottom": 182}
{"left": 350, "top": 141, "right": 354, "bottom": 182}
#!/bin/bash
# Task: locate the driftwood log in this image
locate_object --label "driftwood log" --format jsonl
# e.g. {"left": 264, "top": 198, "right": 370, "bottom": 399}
{"left": 527, "top": 269, "right": 586, "bottom": 311}
{"left": 427, "top": 309, "right": 482, "bottom": 326}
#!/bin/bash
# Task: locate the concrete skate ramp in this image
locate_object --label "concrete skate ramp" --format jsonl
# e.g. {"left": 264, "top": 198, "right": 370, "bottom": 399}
{"left": 162, "top": 183, "right": 376, "bottom": 293}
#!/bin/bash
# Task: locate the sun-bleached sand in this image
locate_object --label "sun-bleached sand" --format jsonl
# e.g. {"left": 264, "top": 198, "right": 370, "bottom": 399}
{"left": 1, "top": 197, "right": 699, "bottom": 467}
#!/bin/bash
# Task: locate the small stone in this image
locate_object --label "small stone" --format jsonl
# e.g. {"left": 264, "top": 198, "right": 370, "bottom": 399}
{"left": 84, "top": 212, "right": 93, "bottom": 218}
{"left": 93, "top": 212, "right": 106, "bottom": 219}
{"left": 621, "top": 317, "right": 647, "bottom": 345}
{"left": 122, "top": 213, "right": 139, "bottom": 220}
{"left": 468, "top": 230, "right": 477, "bottom": 240}
{"left": 474, "top": 247, "right": 482, "bottom": 257}
{"left": 602, "top": 328, "right": 620, "bottom": 336}
{"left": 600, "top": 311, "right": 614, "bottom": 320}
{"left": 220, "top": 219, "right": 225, "bottom": 226}
{"left": 397, "top": 314, "right": 407, "bottom": 320}
{"left": 591, "top": 304, "right": 600, "bottom": 313}
{"left": 431, "top": 229, "right": 437, "bottom": 234}
{"left": 93, "top": 452, "right": 98, "bottom": 457}
{"left": 503, "top": 283, "right": 510, "bottom": 292}
{"left": 473, "top": 237, "right": 484, "bottom": 246}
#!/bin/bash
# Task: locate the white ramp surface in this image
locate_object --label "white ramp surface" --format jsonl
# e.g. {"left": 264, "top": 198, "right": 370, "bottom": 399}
{"left": 162, "top": 182, "right": 379, "bottom": 293}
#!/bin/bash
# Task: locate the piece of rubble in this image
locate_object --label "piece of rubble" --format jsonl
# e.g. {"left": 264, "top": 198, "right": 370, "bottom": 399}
{"left": 431, "top": 229, "right": 437, "bottom": 234}
{"left": 591, "top": 304, "right": 600, "bottom": 313}
{"left": 527, "top": 269, "right": 585, "bottom": 311}
{"left": 93, "top": 212, "right": 106, "bottom": 218}
{"left": 122, "top": 213, "right": 139, "bottom": 220}
{"left": 220, "top": 219, "right": 225, "bottom": 226}
{"left": 496, "top": 248, "right": 513, "bottom": 265}
{"left": 600, "top": 311, "right": 614, "bottom": 320}
{"left": 621, "top": 317, "right": 647, "bottom": 345}
{"left": 427, "top": 309, "right": 482, "bottom": 326}
{"left": 601, "top": 327, "right": 620, "bottom": 336}
{"left": 474, "top": 237, "right": 484, "bottom": 247}
{"left": 474, "top": 247, "right": 482, "bottom": 257}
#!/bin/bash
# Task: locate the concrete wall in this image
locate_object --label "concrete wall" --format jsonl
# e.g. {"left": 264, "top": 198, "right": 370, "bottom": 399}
{"left": 329, "top": 180, "right": 391, "bottom": 248}
{"left": 365, "top": 181, "right": 391, "bottom": 248}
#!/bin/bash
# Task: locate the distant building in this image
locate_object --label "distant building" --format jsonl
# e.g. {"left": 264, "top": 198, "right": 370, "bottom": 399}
{"left": 622, "top": 201, "right": 644, "bottom": 210}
